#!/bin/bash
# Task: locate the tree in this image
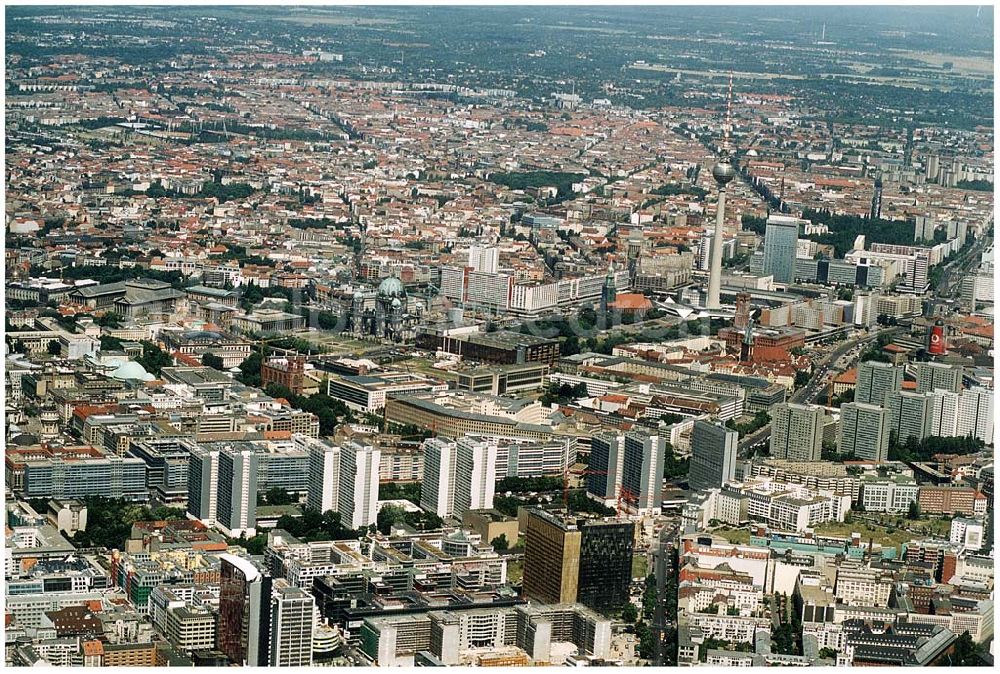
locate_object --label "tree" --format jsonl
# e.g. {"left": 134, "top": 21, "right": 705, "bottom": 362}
{"left": 97, "top": 312, "right": 123, "bottom": 328}
{"left": 376, "top": 504, "right": 407, "bottom": 535}
{"left": 491, "top": 534, "right": 510, "bottom": 551}
{"left": 137, "top": 341, "right": 173, "bottom": 376}
{"left": 237, "top": 352, "right": 263, "bottom": 387}
{"left": 47, "top": 340, "right": 62, "bottom": 355}
{"left": 621, "top": 603, "right": 639, "bottom": 624}
{"left": 263, "top": 487, "right": 294, "bottom": 506}
{"left": 818, "top": 647, "right": 837, "bottom": 660}
{"left": 907, "top": 500, "right": 921, "bottom": 520}
{"left": 201, "top": 353, "right": 225, "bottom": 370}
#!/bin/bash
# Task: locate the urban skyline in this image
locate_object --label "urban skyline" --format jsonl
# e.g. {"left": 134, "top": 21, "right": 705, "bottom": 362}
{"left": 3, "top": 4, "right": 994, "bottom": 669}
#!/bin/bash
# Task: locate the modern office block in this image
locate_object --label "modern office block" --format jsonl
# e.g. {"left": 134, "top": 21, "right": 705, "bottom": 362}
{"left": 338, "top": 442, "right": 381, "bottom": 530}
{"left": 838, "top": 403, "right": 890, "bottom": 461}
{"left": 218, "top": 554, "right": 272, "bottom": 666}
{"left": 761, "top": 215, "right": 800, "bottom": 284}
{"left": 770, "top": 403, "right": 823, "bottom": 461}
{"left": 216, "top": 448, "right": 258, "bottom": 538}
{"left": 856, "top": 361, "right": 903, "bottom": 406}
{"left": 621, "top": 432, "right": 666, "bottom": 515}
{"left": 269, "top": 581, "right": 316, "bottom": 666}
{"left": 957, "top": 386, "right": 994, "bottom": 445}
{"left": 688, "top": 420, "right": 739, "bottom": 490}
{"left": 915, "top": 361, "right": 963, "bottom": 394}
{"left": 522, "top": 509, "right": 633, "bottom": 613}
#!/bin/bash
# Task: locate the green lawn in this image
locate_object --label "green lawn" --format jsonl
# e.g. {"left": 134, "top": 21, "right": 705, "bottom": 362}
{"left": 813, "top": 519, "right": 924, "bottom": 552}
{"left": 632, "top": 553, "right": 649, "bottom": 579}
{"left": 507, "top": 558, "right": 524, "bottom": 585}
{"left": 713, "top": 527, "right": 751, "bottom": 544}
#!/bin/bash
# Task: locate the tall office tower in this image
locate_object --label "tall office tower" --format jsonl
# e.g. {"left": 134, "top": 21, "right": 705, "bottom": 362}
{"left": 761, "top": 215, "right": 800, "bottom": 284}
{"left": 838, "top": 403, "right": 890, "bottom": 461}
{"left": 187, "top": 447, "right": 219, "bottom": 525}
{"left": 957, "top": 387, "right": 994, "bottom": 444}
{"left": 925, "top": 155, "right": 940, "bottom": 182}
{"left": 870, "top": 173, "right": 883, "bottom": 220}
{"left": 856, "top": 360, "right": 904, "bottom": 406}
{"left": 453, "top": 437, "right": 497, "bottom": 518}
{"left": 217, "top": 448, "right": 258, "bottom": 538}
{"left": 523, "top": 509, "right": 581, "bottom": 605}
{"left": 706, "top": 73, "right": 736, "bottom": 310}
{"left": 306, "top": 440, "right": 340, "bottom": 514}
{"left": 522, "top": 509, "right": 634, "bottom": 612}
{"left": 468, "top": 245, "right": 499, "bottom": 274}
{"left": 420, "top": 438, "right": 456, "bottom": 517}
{"left": 586, "top": 433, "right": 624, "bottom": 506}
{"left": 576, "top": 520, "right": 635, "bottom": 612}
{"left": 769, "top": 403, "right": 824, "bottom": 461}
{"left": 269, "top": 580, "right": 316, "bottom": 666}
{"left": 338, "top": 441, "right": 381, "bottom": 530}
{"left": 688, "top": 419, "right": 739, "bottom": 490}
{"left": 915, "top": 362, "right": 964, "bottom": 394}
{"left": 886, "top": 391, "right": 932, "bottom": 445}
{"left": 927, "top": 390, "right": 961, "bottom": 437}
{"left": 621, "top": 432, "right": 666, "bottom": 515}
{"left": 218, "top": 554, "right": 272, "bottom": 666}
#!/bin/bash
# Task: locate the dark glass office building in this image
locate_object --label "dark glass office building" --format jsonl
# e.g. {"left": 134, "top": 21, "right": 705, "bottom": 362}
{"left": 577, "top": 520, "right": 635, "bottom": 612}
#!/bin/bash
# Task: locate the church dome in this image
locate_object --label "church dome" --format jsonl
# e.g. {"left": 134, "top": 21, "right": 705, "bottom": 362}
{"left": 377, "top": 276, "right": 405, "bottom": 298}
{"left": 111, "top": 360, "right": 155, "bottom": 382}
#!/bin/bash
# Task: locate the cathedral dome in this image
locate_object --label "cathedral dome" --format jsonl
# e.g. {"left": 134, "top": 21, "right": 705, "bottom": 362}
{"left": 377, "top": 276, "right": 405, "bottom": 299}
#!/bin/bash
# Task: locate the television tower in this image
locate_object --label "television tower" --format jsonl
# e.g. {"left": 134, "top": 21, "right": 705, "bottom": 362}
{"left": 706, "top": 72, "right": 736, "bottom": 311}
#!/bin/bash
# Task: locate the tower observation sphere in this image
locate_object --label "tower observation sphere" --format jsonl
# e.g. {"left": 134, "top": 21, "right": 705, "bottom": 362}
{"left": 712, "top": 156, "right": 736, "bottom": 186}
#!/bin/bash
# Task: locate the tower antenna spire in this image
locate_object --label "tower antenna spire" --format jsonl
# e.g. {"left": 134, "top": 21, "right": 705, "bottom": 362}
{"left": 723, "top": 70, "right": 733, "bottom": 155}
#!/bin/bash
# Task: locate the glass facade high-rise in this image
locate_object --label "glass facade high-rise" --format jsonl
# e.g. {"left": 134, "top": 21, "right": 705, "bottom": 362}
{"left": 688, "top": 419, "right": 739, "bottom": 491}
{"left": 761, "top": 215, "right": 801, "bottom": 284}
{"left": 218, "top": 554, "right": 272, "bottom": 666}
{"left": 577, "top": 520, "right": 634, "bottom": 612}
{"left": 586, "top": 432, "right": 623, "bottom": 505}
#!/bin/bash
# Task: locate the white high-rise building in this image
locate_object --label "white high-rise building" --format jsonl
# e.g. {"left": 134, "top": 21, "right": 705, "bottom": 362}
{"left": 269, "top": 581, "right": 316, "bottom": 666}
{"left": 770, "top": 403, "right": 823, "bottom": 461}
{"left": 838, "top": 403, "right": 890, "bottom": 462}
{"left": 306, "top": 440, "right": 341, "bottom": 514}
{"left": 915, "top": 362, "right": 963, "bottom": 394}
{"left": 453, "top": 437, "right": 498, "bottom": 517}
{"left": 420, "top": 438, "right": 456, "bottom": 517}
{"left": 188, "top": 447, "right": 220, "bottom": 525}
{"left": 216, "top": 448, "right": 258, "bottom": 538}
{"left": 927, "top": 390, "right": 961, "bottom": 437}
{"left": 338, "top": 442, "right": 381, "bottom": 529}
{"left": 622, "top": 432, "right": 666, "bottom": 515}
{"left": 856, "top": 361, "right": 903, "bottom": 406}
{"left": 468, "top": 245, "right": 499, "bottom": 274}
{"left": 957, "top": 386, "right": 994, "bottom": 445}
{"left": 420, "top": 437, "right": 497, "bottom": 518}
{"left": 886, "top": 391, "right": 932, "bottom": 445}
